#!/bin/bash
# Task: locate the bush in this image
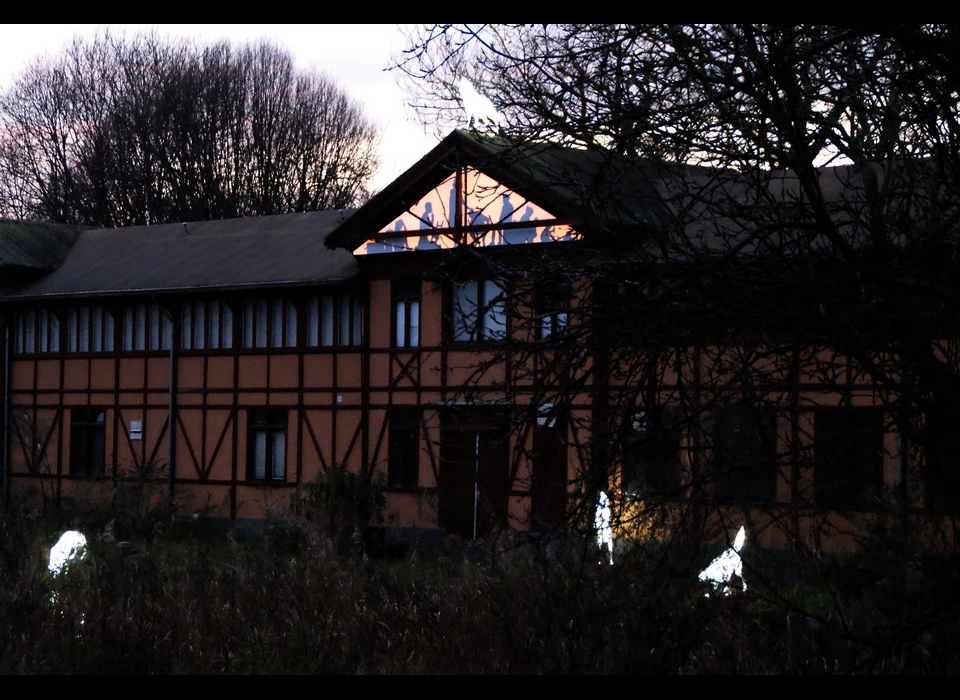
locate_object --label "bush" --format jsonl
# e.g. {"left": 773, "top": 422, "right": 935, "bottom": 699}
{"left": 293, "top": 464, "right": 386, "bottom": 556}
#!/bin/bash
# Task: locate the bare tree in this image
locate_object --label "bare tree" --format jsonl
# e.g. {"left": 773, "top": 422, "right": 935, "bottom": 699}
{"left": 0, "top": 31, "right": 380, "bottom": 226}
{"left": 392, "top": 25, "right": 960, "bottom": 662}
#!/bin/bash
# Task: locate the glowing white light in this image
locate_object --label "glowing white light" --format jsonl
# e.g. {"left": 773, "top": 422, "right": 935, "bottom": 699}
{"left": 47, "top": 530, "right": 89, "bottom": 636}
{"left": 459, "top": 78, "right": 503, "bottom": 127}
{"left": 698, "top": 526, "right": 747, "bottom": 596}
{"left": 48, "top": 530, "right": 87, "bottom": 577}
{"left": 595, "top": 491, "right": 614, "bottom": 565}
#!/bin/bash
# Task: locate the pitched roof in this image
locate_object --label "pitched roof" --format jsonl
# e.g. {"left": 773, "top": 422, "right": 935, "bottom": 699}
{"left": 326, "top": 130, "right": 943, "bottom": 264}
{"left": 2, "top": 211, "right": 358, "bottom": 300}
{"left": 325, "top": 129, "right": 666, "bottom": 250}
{"left": 0, "top": 220, "right": 84, "bottom": 273}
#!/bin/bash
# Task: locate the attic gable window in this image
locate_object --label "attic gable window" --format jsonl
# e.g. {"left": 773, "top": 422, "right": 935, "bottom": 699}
{"left": 353, "top": 166, "right": 576, "bottom": 255}
{"left": 14, "top": 308, "right": 60, "bottom": 354}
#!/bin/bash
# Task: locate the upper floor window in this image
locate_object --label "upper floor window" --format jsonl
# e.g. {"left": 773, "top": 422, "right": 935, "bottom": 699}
{"left": 123, "top": 302, "right": 173, "bottom": 351}
{"left": 305, "top": 293, "right": 363, "bottom": 347}
{"left": 450, "top": 279, "right": 506, "bottom": 343}
{"left": 393, "top": 279, "right": 420, "bottom": 348}
{"left": 814, "top": 406, "right": 884, "bottom": 510}
{"left": 242, "top": 298, "right": 296, "bottom": 349}
{"left": 182, "top": 300, "right": 234, "bottom": 350}
{"left": 66, "top": 306, "right": 115, "bottom": 353}
{"left": 534, "top": 284, "right": 569, "bottom": 341}
{"left": 14, "top": 308, "right": 60, "bottom": 354}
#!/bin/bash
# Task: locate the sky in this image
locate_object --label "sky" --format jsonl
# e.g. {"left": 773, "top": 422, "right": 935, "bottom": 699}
{"left": 0, "top": 24, "right": 444, "bottom": 193}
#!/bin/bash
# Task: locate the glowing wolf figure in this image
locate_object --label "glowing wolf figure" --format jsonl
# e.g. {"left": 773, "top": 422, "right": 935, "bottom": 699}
{"left": 48, "top": 530, "right": 90, "bottom": 631}
{"left": 698, "top": 526, "right": 747, "bottom": 596}
{"left": 48, "top": 530, "right": 88, "bottom": 576}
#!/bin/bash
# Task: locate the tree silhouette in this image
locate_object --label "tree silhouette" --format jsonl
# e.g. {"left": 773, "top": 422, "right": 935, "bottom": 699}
{"left": 0, "top": 31, "right": 380, "bottom": 226}
{"left": 392, "top": 25, "right": 960, "bottom": 654}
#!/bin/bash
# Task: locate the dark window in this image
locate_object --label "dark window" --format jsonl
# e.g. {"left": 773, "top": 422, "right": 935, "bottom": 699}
{"left": 388, "top": 408, "right": 420, "bottom": 489}
{"left": 920, "top": 403, "right": 960, "bottom": 513}
{"left": 248, "top": 409, "right": 287, "bottom": 481}
{"left": 70, "top": 408, "right": 106, "bottom": 477}
{"left": 622, "top": 407, "right": 681, "bottom": 498}
{"left": 393, "top": 279, "right": 421, "bottom": 348}
{"left": 709, "top": 404, "right": 778, "bottom": 503}
{"left": 450, "top": 279, "right": 506, "bottom": 342}
{"left": 535, "top": 285, "right": 569, "bottom": 341}
{"left": 814, "top": 407, "right": 884, "bottom": 510}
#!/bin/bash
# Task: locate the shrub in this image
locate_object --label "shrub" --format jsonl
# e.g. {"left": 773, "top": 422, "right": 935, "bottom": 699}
{"left": 293, "top": 464, "right": 386, "bottom": 556}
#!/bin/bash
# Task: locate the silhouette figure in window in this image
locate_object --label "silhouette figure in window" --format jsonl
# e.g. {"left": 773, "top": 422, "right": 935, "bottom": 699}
{"left": 420, "top": 201, "right": 435, "bottom": 230}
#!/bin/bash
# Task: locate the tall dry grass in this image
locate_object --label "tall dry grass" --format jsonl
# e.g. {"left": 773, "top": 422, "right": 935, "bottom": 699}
{"left": 1, "top": 504, "right": 959, "bottom": 673}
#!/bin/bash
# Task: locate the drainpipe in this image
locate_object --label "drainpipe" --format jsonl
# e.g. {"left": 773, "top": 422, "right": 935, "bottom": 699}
{"left": 897, "top": 366, "right": 910, "bottom": 486}
{"left": 2, "top": 322, "right": 10, "bottom": 506}
{"left": 154, "top": 296, "right": 176, "bottom": 514}
{"left": 896, "top": 364, "right": 910, "bottom": 525}
{"left": 473, "top": 432, "right": 479, "bottom": 541}
{"left": 167, "top": 318, "right": 175, "bottom": 512}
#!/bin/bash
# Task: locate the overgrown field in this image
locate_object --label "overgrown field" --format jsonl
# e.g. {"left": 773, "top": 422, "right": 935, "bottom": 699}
{"left": 3, "top": 506, "right": 960, "bottom": 674}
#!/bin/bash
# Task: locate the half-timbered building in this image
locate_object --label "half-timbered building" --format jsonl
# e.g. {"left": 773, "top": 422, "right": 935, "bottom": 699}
{"left": 1, "top": 130, "right": 954, "bottom": 551}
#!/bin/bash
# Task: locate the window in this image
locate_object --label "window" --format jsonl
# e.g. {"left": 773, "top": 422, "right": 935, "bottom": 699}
{"left": 814, "top": 407, "right": 884, "bottom": 510}
{"left": 65, "top": 306, "right": 115, "bottom": 353}
{"left": 182, "top": 300, "right": 233, "bottom": 350}
{"left": 305, "top": 293, "right": 364, "bottom": 347}
{"left": 709, "top": 404, "right": 778, "bottom": 503}
{"left": 247, "top": 409, "right": 287, "bottom": 481}
{"left": 920, "top": 403, "right": 960, "bottom": 512}
{"left": 70, "top": 408, "right": 106, "bottom": 477}
{"left": 534, "top": 285, "right": 569, "bottom": 340}
{"left": 393, "top": 279, "right": 420, "bottom": 348}
{"left": 242, "top": 298, "right": 296, "bottom": 349}
{"left": 622, "top": 407, "right": 681, "bottom": 498}
{"left": 388, "top": 408, "right": 420, "bottom": 488}
{"left": 450, "top": 279, "right": 506, "bottom": 342}
{"left": 123, "top": 302, "right": 174, "bottom": 351}
{"left": 14, "top": 308, "right": 60, "bottom": 354}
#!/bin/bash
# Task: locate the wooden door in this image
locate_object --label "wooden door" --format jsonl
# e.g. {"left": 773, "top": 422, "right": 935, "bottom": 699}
{"left": 439, "top": 410, "right": 509, "bottom": 539}
{"left": 531, "top": 419, "right": 568, "bottom": 530}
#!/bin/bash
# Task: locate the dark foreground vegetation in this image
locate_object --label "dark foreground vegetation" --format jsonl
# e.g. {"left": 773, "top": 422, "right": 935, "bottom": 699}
{"left": 2, "top": 479, "right": 960, "bottom": 674}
